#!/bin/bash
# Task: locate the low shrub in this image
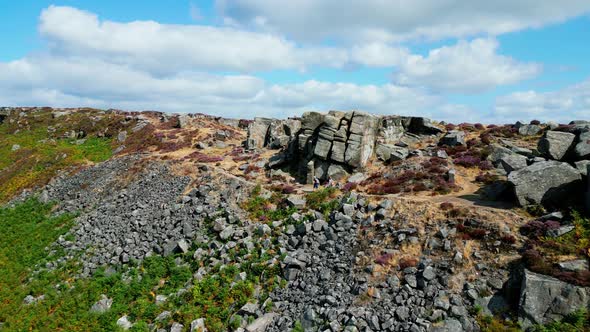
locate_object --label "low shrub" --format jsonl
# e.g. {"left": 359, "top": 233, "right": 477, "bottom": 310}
{"left": 375, "top": 253, "right": 394, "bottom": 266}
{"left": 448, "top": 207, "right": 469, "bottom": 218}
{"left": 399, "top": 257, "right": 419, "bottom": 269}
{"left": 520, "top": 220, "right": 560, "bottom": 239}
{"left": 440, "top": 202, "right": 454, "bottom": 210}
{"left": 342, "top": 182, "right": 358, "bottom": 192}
{"left": 475, "top": 172, "right": 499, "bottom": 184}
{"left": 185, "top": 151, "right": 224, "bottom": 163}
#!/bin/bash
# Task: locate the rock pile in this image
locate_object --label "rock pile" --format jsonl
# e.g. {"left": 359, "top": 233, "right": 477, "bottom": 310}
{"left": 40, "top": 156, "right": 250, "bottom": 277}
{"left": 500, "top": 122, "right": 590, "bottom": 209}
{"left": 268, "top": 195, "right": 515, "bottom": 332}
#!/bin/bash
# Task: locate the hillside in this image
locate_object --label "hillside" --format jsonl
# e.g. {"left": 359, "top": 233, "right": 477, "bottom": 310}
{"left": 1, "top": 107, "right": 590, "bottom": 332}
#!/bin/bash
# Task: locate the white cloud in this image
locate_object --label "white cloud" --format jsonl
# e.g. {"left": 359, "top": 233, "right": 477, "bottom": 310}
{"left": 35, "top": 6, "right": 541, "bottom": 94}
{"left": 0, "top": 54, "right": 459, "bottom": 120}
{"left": 393, "top": 38, "right": 542, "bottom": 93}
{"left": 2, "top": 4, "right": 582, "bottom": 123}
{"left": 493, "top": 78, "right": 590, "bottom": 123}
{"left": 218, "top": 0, "right": 590, "bottom": 43}
{"left": 39, "top": 5, "right": 350, "bottom": 73}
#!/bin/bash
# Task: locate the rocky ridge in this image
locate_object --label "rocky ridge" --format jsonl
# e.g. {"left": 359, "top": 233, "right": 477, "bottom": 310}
{"left": 3, "top": 107, "right": 590, "bottom": 331}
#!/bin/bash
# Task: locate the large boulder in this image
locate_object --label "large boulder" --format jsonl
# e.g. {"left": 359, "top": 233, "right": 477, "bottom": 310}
{"left": 538, "top": 131, "right": 576, "bottom": 161}
{"left": 247, "top": 118, "right": 274, "bottom": 149}
{"left": 487, "top": 145, "right": 514, "bottom": 165}
{"left": 575, "top": 131, "right": 590, "bottom": 159}
{"left": 498, "top": 154, "right": 528, "bottom": 174}
{"left": 408, "top": 117, "right": 442, "bottom": 135}
{"left": 327, "top": 164, "right": 348, "bottom": 180}
{"left": 439, "top": 131, "right": 465, "bottom": 146}
{"left": 508, "top": 161, "right": 582, "bottom": 207}
{"left": 519, "top": 269, "right": 590, "bottom": 329}
{"left": 518, "top": 124, "right": 542, "bottom": 136}
{"left": 375, "top": 144, "right": 409, "bottom": 163}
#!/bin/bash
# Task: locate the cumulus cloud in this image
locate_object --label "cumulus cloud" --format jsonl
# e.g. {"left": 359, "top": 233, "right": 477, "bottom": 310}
{"left": 393, "top": 38, "right": 542, "bottom": 93}
{"left": 39, "top": 5, "right": 361, "bottom": 74}
{"left": 0, "top": 54, "right": 454, "bottom": 120}
{"left": 37, "top": 6, "right": 540, "bottom": 93}
{"left": 0, "top": 4, "right": 580, "bottom": 122}
{"left": 218, "top": 0, "right": 590, "bottom": 42}
{"left": 493, "top": 78, "right": 590, "bottom": 123}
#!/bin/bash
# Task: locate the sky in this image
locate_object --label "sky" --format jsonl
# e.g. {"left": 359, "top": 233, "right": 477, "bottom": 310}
{"left": 0, "top": 1, "right": 589, "bottom": 123}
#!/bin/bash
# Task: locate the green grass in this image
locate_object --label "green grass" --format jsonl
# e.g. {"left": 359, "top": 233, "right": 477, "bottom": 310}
{"left": 305, "top": 187, "right": 340, "bottom": 217}
{"left": 242, "top": 184, "right": 297, "bottom": 222}
{"left": 533, "top": 310, "right": 590, "bottom": 332}
{"left": 0, "top": 198, "right": 281, "bottom": 331}
{"left": 0, "top": 112, "right": 115, "bottom": 203}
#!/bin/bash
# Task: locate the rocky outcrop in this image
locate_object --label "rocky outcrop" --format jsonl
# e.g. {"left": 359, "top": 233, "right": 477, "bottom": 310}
{"left": 508, "top": 161, "right": 582, "bottom": 207}
{"left": 246, "top": 111, "right": 442, "bottom": 182}
{"left": 519, "top": 269, "right": 590, "bottom": 329}
{"left": 538, "top": 131, "right": 576, "bottom": 161}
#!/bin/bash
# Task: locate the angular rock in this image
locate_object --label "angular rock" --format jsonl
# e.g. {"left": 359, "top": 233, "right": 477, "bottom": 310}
{"left": 90, "top": 294, "right": 112, "bottom": 313}
{"left": 519, "top": 269, "right": 590, "bottom": 329}
{"left": 575, "top": 131, "right": 590, "bottom": 159}
{"left": 518, "top": 124, "right": 542, "bottom": 136}
{"left": 314, "top": 138, "right": 332, "bottom": 160}
{"left": 431, "top": 319, "right": 463, "bottom": 332}
{"left": 376, "top": 144, "right": 409, "bottom": 163}
{"left": 538, "top": 131, "right": 576, "bottom": 161}
{"left": 408, "top": 117, "right": 442, "bottom": 135}
{"left": 575, "top": 160, "right": 590, "bottom": 176}
{"left": 286, "top": 196, "right": 306, "bottom": 208}
{"left": 348, "top": 172, "right": 368, "bottom": 183}
{"left": 439, "top": 131, "right": 465, "bottom": 146}
{"left": 558, "top": 259, "right": 589, "bottom": 272}
{"left": 499, "top": 154, "right": 528, "bottom": 174}
{"left": 116, "top": 315, "right": 133, "bottom": 330}
{"left": 170, "top": 322, "right": 184, "bottom": 332}
{"left": 328, "top": 164, "right": 348, "bottom": 181}
{"left": 190, "top": 318, "right": 207, "bottom": 332}
{"left": 508, "top": 161, "right": 582, "bottom": 207}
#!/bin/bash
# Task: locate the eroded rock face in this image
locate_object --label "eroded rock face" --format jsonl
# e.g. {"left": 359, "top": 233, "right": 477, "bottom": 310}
{"left": 508, "top": 161, "right": 582, "bottom": 207}
{"left": 519, "top": 269, "right": 590, "bottom": 329}
{"left": 246, "top": 111, "right": 442, "bottom": 181}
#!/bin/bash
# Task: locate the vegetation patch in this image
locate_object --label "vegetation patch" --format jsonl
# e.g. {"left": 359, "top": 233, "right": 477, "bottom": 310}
{"left": 361, "top": 157, "right": 458, "bottom": 195}
{"left": 521, "top": 212, "right": 590, "bottom": 286}
{"left": 243, "top": 184, "right": 298, "bottom": 222}
{"left": 305, "top": 187, "right": 340, "bottom": 216}
{"left": 0, "top": 109, "right": 121, "bottom": 203}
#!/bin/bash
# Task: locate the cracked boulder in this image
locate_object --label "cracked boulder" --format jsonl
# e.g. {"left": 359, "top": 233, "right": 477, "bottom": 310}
{"left": 508, "top": 161, "right": 582, "bottom": 207}
{"left": 519, "top": 269, "right": 590, "bottom": 329}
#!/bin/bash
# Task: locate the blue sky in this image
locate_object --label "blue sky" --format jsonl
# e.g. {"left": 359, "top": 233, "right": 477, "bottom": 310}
{"left": 0, "top": 1, "right": 589, "bottom": 123}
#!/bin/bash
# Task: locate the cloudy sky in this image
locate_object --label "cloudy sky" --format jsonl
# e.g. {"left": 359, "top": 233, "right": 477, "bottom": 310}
{"left": 1, "top": 1, "right": 589, "bottom": 123}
